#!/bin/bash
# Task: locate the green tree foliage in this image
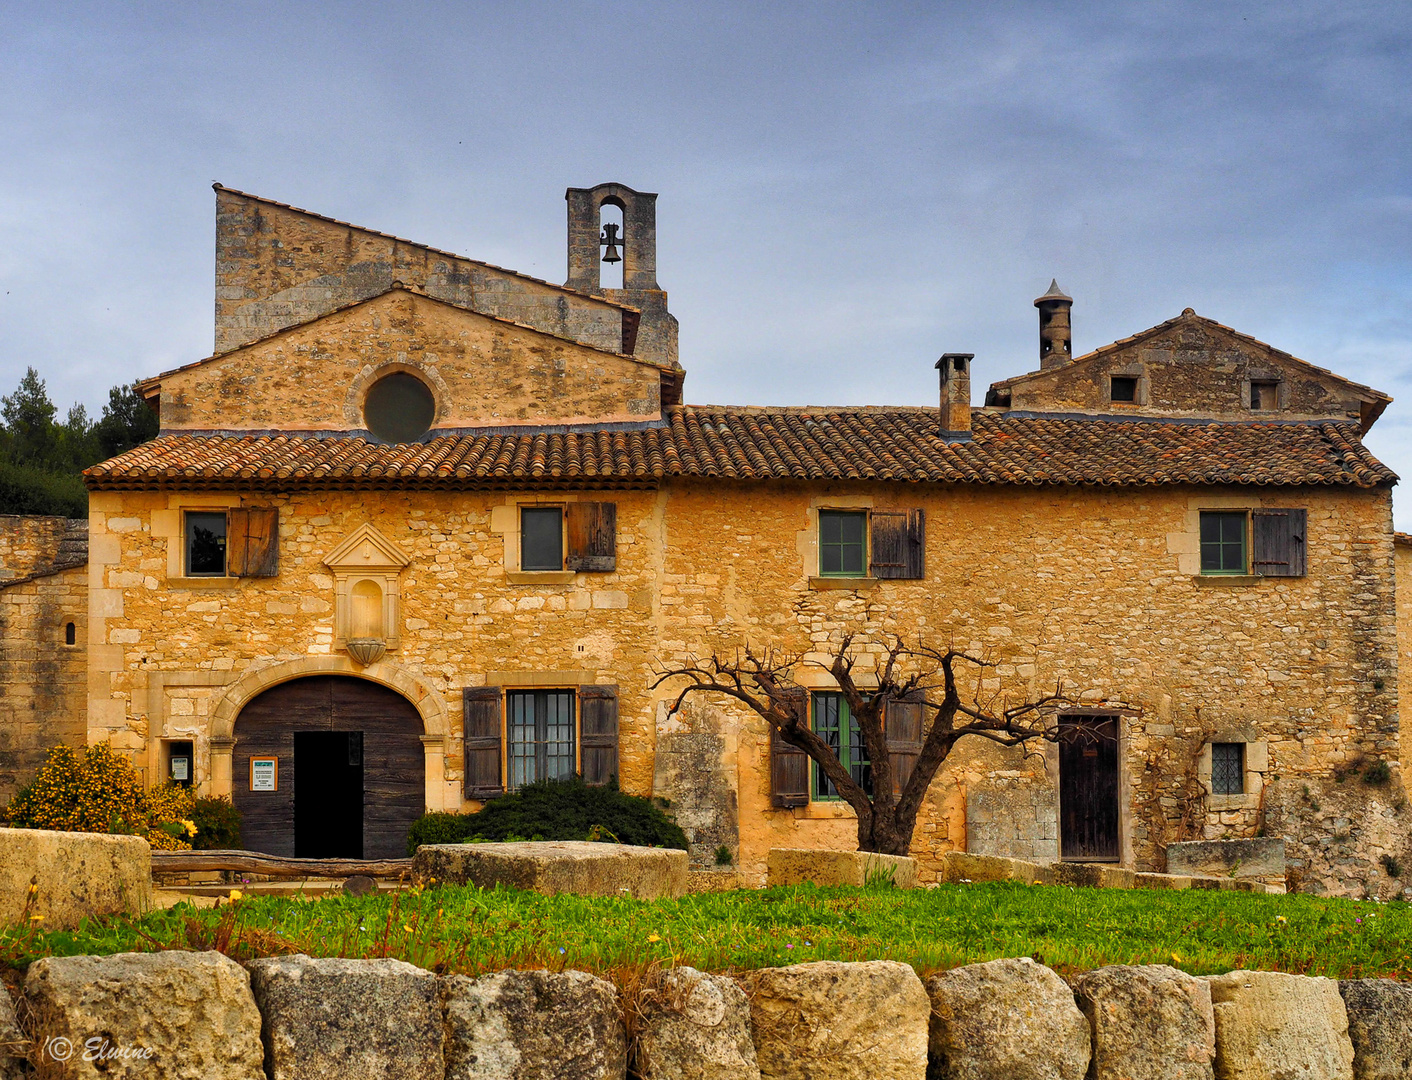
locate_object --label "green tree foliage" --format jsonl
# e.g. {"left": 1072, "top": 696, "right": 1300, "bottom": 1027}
{"left": 405, "top": 776, "right": 689, "bottom": 855}
{"left": 0, "top": 369, "right": 158, "bottom": 516}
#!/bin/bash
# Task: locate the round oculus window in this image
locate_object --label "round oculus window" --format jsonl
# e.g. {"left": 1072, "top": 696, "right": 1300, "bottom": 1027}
{"left": 363, "top": 372, "right": 435, "bottom": 443}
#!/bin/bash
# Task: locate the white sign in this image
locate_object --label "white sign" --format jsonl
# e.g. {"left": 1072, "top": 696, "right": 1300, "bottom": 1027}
{"left": 170, "top": 756, "right": 189, "bottom": 782}
{"left": 250, "top": 757, "right": 278, "bottom": 792}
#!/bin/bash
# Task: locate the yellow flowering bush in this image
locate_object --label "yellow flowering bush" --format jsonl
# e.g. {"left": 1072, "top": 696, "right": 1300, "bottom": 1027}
{"left": 3, "top": 742, "right": 197, "bottom": 850}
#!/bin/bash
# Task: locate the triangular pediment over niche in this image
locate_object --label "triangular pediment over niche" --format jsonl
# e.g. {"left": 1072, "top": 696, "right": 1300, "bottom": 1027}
{"left": 323, "top": 523, "right": 412, "bottom": 571}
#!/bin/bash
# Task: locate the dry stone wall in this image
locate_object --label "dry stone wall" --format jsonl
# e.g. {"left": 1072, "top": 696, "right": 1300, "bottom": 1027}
{"left": 85, "top": 478, "right": 1400, "bottom": 892}
{"left": 4, "top": 953, "right": 1402, "bottom": 1080}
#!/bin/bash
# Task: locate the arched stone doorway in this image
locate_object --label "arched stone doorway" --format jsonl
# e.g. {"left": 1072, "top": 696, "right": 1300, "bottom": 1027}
{"left": 232, "top": 675, "right": 425, "bottom": 859}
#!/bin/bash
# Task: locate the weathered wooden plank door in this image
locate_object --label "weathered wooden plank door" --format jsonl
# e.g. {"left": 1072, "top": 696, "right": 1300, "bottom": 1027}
{"left": 1058, "top": 714, "right": 1120, "bottom": 862}
{"left": 233, "top": 676, "right": 424, "bottom": 860}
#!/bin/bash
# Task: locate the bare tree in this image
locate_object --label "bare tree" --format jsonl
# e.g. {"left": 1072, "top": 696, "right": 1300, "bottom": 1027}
{"left": 653, "top": 634, "right": 1104, "bottom": 856}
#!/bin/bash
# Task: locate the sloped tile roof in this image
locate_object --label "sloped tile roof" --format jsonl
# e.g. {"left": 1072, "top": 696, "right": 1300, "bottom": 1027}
{"left": 83, "top": 408, "right": 1397, "bottom": 492}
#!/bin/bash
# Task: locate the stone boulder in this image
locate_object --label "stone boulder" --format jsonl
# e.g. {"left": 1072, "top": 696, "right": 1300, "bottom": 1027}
{"left": 1339, "top": 979, "right": 1412, "bottom": 1080}
{"left": 925, "top": 957, "right": 1090, "bottom": 1080}
{"left": 1, "top": 988, "right": 27, "bottom": 1080}
{"left": 1205, "top": 970, "right": 1354, "bottom": 1080}
{"left": 937, "top": 852, "right": 1044, "bottom": 885}
{"left": 23, "top": 950, "right": 263, "bottom": 1080}
{"left": 246, "top": 954, "right": 442, "bottom": 1080}
{"left": 634, "top": 967, "right": 759, "bottom": 1080}
{"left": 767, "top": 849, "right": 917, "bottom": 889}
{"left": 1167, "top": 839, "right": 1286, "bottom": 890}
{"left": 441, "top": 967, "right": 625, "bottom": 1080}
{"left": 0, "top": 827, "right": 151, "bottom": 929}
{"left": 1072, "top": 964, "right": 1214, "bottom": 1080}
{"left": 1046, "top": 863, "right": 1136, "bottom": 890}
{"left": 413, "top": 840, "right": 688, "bottom": 899}
{"left": 746, "top": 960, "right": 928, "bottom": 1079}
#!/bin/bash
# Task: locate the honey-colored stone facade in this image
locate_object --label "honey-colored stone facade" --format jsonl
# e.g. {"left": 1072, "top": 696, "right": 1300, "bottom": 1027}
{"left": 152, "top": 289, "right": 664, "bottom": 433}
{"left": 85, "top": 480, "right": 1402, "bottom": 888}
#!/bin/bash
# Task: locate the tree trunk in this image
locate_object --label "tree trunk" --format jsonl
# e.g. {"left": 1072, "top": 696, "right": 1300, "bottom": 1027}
{"left": 856, "top": 800, "right": 917, "bottom": 856}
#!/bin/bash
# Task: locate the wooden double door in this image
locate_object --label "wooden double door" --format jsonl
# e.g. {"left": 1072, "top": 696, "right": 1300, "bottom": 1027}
{"left": 233, "top": 676, "right": 424, "bottom": 859}
{"left": 1058, "top": 714, "right": 1121, "bottom": 862}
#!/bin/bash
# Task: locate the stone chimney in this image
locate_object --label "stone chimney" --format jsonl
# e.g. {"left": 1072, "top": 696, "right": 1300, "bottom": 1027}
{"left": 937, "top": 353, "right": 973, "bottom": 441}
{"left": 1034, "top": 279, "right": 1073, "bottom": 369}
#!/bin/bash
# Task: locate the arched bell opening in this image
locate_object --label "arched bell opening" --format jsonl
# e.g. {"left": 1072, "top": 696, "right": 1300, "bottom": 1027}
{"left": 231, "top": 675, "right": 425, "bottom": 859}
{"left": 598, "top": 197, "right": 625, "bottom": 290}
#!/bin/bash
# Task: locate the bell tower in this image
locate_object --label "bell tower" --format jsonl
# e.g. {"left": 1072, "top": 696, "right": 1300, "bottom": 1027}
{"left": 566, "top": 183, "right": 680, "bottom": 373}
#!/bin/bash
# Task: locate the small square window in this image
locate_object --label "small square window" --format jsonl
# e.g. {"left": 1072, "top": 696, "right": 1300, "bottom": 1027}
{"left": 1110, "top": 376, "right": 1138, "bottom": 403}
{"left": 1211, "top": 742, "right": 1244, "bottom": 795}
{"left": 185, "top": 512, "right": 228, "bottom": 576}
{"left": 819, "top": 510, "right": 867, "bottom": 576}
{"left": 1250, "top": 381, "right": 1280, "bottom": 410}
{"left": 520, "top": 507, "right": 564, "bottom": 571}
{"left": 1200, "top": 511, "right": 1247, "bottom": 574}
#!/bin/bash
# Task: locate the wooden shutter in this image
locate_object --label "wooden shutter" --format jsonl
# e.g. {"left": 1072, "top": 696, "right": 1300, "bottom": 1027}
{"left": 566, "top": 502, "right": 617, "bottom": 572}
{"left": 886, "top": 694, "right": 926, "bottom": 794}
{"left": 870, "top": 509, "right": 925, "bottom": 580}
{"left": 579, "top": 685, "right": 619, "bottom": 785}
{"left": 227, "top": 507, "right": 279, "bottom": 577}
{"left": 770, "top": 687, "right": 811, "bottom": 808}
{"left": 462, "top": 687, "right": 504, "bottom": 799}
{"left": 1251, "top": 508, "right": 1306, "bottom": 577}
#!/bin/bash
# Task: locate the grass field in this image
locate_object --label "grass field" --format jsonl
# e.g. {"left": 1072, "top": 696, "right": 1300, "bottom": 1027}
{"left": 4, "top": 881, "right": 1409, "bottom": 982}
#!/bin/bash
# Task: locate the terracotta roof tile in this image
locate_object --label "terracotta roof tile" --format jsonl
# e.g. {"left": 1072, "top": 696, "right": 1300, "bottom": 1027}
{"left": 84, "top": 408, "right": 1398, "bottom": 492}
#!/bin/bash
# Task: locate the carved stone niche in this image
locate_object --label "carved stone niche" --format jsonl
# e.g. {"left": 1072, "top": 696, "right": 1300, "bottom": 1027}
{"left": 323, "top": 523, "right": 412, "bottom": 654}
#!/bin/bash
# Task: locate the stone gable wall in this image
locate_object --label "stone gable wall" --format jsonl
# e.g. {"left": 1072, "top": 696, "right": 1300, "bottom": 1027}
{"left": 1007, "top": 316, "right": 1372, "bottom": 423}
{"left": 85, "top": 481, "right": 1399, "bottom": 891}
{"left": 214, "top": 189, "right": 627, "bottom": 358}
{"left": 159, "top": 290, "right": 662, "bottom": 433}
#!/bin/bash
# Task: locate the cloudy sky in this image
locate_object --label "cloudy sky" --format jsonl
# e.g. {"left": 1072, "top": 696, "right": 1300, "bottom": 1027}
{"left": 2, "top": 2, "right": 1409, "bottom": 515}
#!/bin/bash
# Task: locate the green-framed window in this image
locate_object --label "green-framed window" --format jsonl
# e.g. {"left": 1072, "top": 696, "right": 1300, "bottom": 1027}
{"left": 812, "top": 691, "right": 871, "bottom": 799}
{"left": 819, "top": 510, "right": 867, "bottom": 576}
{"left": 1200, "top": 511, "right": 1247, "bottom": 574}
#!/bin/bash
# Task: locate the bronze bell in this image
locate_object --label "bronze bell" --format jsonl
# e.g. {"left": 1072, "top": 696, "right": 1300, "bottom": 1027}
{"left": 599, "top": 222, "right": 622, "bottom": 264}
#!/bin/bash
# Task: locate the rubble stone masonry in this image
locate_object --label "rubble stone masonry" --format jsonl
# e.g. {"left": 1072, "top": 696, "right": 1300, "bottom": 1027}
{"left": 84, "top": 479, "right": 1401, "bottom": 890}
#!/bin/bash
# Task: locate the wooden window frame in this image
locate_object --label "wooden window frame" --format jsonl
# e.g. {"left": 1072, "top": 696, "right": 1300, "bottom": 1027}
{"left": 818, "top": 509, "right": 869, "bottom": 578}
{"left": 1199, "top": 510, "right": 1248, "bottom": 575}
{"left": 464, "top": 684, "right": 619, "bottom": 799}
{"left": 519, "top": 505, "right": 566, "bottom": 572}
{"left": 810, "top": 691, "right": 871, "bottom": 801}
{"left": 1210, "top": 742, "right": 1245, "bottom": 795}
{"left": 184, "top": 510, "right": 229, "bottom": 577}
{"left": 506, "top": 688, "right": 578, "bottom": 790}
{"left": 1109, "top": 375, "right": 1138, "bottom": 403}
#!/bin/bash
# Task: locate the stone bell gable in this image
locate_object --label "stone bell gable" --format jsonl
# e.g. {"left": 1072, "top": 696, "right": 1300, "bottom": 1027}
{"left": 138, "top": 287, "right": 670, "bottom": 435}
{"left": 987, "top": 306, "right": 1391, "bottom": 432}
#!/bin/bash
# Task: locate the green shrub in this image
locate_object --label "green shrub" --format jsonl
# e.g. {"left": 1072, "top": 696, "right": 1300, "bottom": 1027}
{"left": 1362, "top": 760, "right": 1392, "bottom": 787}
{"left": 405, "top": 776, "right": 688, "bottom": 856}
{"left": 190, "top": 795, "right": 242, "bottom": 850}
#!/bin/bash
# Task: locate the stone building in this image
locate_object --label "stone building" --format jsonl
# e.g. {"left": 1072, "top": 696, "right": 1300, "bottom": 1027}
{"left": 7, "top": 182, "right": 1409, "bottom": 894}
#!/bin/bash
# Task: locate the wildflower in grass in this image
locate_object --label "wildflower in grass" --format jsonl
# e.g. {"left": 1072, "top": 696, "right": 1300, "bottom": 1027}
{"left": 1276, "top": 915, "right": 1288, "bottom": 924}
{"left": 647, "top": 933, "right": 661, "bottom": 943}
{"left": 1171, "top": 952, "right": 1182, "bottom": 963}
{"left": 558, "top": 947, "right": 566, "bottom": 955}
{"left": 228, "top": 890, "right": 243, "bottom": 901}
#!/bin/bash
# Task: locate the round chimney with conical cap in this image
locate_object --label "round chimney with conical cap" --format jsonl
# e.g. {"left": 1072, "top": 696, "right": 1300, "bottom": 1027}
{"left": 1034, "top": 279, "right": 1073, "bottom": 369}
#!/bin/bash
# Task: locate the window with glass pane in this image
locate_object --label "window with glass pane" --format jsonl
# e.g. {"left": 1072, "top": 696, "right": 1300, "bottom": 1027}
{"left": 811, "top": 691, "right": 871, "bottom": 799}
{"left": 1211, "top": 742, "right": 1244, "bottom": 795}
{"left": 819, "top": 511, "right": 867, "bottom": 576}
{"left": 1200, "top": 511, "right": 1246, "bottom": 574}
{"left": 507, "top": 690, "right": 576, "bottom": 788}
{"left": 520, "top": 507, "right": 564, "bottom": 571}
{"left": 185, "top": 512, "right": 228, "bottom": 576}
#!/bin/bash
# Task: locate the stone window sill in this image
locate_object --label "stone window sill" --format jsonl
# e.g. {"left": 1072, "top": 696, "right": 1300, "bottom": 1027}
{"left": 506, "top": 571, "right": 576, "bottom": 585}
{"left": 168, "top": 576, "right": 240, "bottom": 589}
{"left": 1207, "top": 793, "right": 1261, "bottom": 811}
{"left": 1193, "top": 575, "right": 1262, "bottom": 587}
{"left": 802, "top": 800, "right": 858, "bottom": 819}
{"left": 808, "top": 576, "right": 879, "bottom": 592}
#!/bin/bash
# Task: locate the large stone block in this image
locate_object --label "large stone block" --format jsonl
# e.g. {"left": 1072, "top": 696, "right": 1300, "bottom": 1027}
{"left": 936, "top": 851, "right": 1043, "bottom": 885}
{"left": 766, "top": 848, "right": 917, "bottom": 889}
{"left": 1072, "top": 964, "right": 1215, "bottom": 1080}
{"left": 1339, "top": 979, "right": 1412, "bottom": 1080}
{"left": 1166, "top": 839, "right": 1285, "bottom": 885}
{"left": 245, "top": 954, "right": 443, "bottom": 1080}
{"left": 1206, "top": 970, "right": 1354, "bottom": 1080}
{"left": 926, "top": 957, "right": 1091, "bottom": 1080}
{"left": 747, "top": 960, "right": 928, "bottom": 1079}
{"left": 1047, "top": 863, "right": 1136, "bottom": 890}
{"left": 413, "top": 840, "right": 688, "bottom": 899}
{"left": 0, "top": 827, "right": 151, "bottom": 929}
{"left": 635, "top": 966, "right": 759, "bottom": 1080}
{"left": 441, "top": 967, "right": 625, "bottom": 1080}
{"left": 23, "top": 950, "right": 263, "bottom": 1080}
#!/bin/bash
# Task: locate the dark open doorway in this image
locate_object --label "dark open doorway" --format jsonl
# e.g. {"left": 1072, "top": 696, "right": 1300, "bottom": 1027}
{"left": 294, "top": 731, "right": 364, "bottom": 858}
{"left": 1058, "top": 714, "right": 1120, "bottom": 862}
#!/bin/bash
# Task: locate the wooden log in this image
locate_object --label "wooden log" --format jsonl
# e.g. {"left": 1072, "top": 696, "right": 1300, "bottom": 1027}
{"left": 150, "top": 850, "right": 413, "bottom": 879}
